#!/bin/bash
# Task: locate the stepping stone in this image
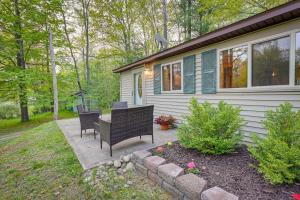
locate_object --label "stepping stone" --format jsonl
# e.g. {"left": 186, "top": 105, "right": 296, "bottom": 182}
{"left": 158, "top": 163, "right": 184, "bottom": 185}
{"left": 175, "top": 174, "right": 207, "bottom": 200}
{"left": 132, "top": 150, "right": 151, "bottom": 164}
{"left": 144, "top": 156, "right": 166, "bottom": 173}
{"left": 201, "top": 186, "right": 239, "bottom": 200}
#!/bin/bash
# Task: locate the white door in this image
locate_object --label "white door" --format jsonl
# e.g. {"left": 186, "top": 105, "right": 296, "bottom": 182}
{"left": 134, "top": 72, "right": 143, "bottom": 105}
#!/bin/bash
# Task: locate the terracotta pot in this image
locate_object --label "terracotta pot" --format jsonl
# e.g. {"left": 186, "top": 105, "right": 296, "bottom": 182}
{"left": 160, "top": 124, "right": 169, "bottom": 130}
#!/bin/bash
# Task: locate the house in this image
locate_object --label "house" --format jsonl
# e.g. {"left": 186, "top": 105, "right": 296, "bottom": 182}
{"left": 113, "top": 1, "right": 300, "bottom": 143}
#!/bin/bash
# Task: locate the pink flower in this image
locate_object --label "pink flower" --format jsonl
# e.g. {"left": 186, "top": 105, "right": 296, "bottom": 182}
{"left": 292, "top": 193, "right": 300, "bottom": 200}
{"left": 187, "top": 161, "right": 196, "bottom": 169}
{"left": 156, "top": 146, "right": 164, "bottom": 153}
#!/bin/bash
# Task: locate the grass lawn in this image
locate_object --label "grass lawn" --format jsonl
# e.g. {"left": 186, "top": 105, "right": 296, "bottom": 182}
{"left": 0, "top": 121, "right": 170, "bottom": 199}
{"left": 0, "top": 111, "right": 78, "bottom": 136}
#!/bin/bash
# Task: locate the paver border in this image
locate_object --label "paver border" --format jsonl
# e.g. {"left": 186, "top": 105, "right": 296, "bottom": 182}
{"left": 131, "top": 150, "right": 239, "bottom": 200}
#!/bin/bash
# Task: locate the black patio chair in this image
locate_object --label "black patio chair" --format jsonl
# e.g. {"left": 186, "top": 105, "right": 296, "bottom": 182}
{"left": 76, "top": 105, "right": 101, "bottom": 138}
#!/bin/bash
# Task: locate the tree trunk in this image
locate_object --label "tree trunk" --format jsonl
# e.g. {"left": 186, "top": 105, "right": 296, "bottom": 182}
{"left": 14, "top": 0, "right": 29, "bottom": 122}
{"left": 82, "top": 0, "right": 91, "bottom": 111}
{"left": 45, "top": 22, "right": 53, "bottom": 112}
{"left": 62, "top": 9, "right": 85, "bottom": 108}
{"left": 187, "top": 0, "right": 192, "bottom": 40}
{"left": 49, "top": 26, "right": 58, "bottom": 120}
{"left": 162, "top": 0, "right": 168, "bottom": 48}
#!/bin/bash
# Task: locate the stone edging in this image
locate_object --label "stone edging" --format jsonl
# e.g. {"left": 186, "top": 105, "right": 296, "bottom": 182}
{"left": 131, "top": 150, "right": 239, "bottom": 200}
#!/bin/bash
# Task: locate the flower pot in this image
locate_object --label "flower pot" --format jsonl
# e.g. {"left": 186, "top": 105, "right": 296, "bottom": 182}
{"left": 160, "top": 124, "right": 169, "bottom": 130}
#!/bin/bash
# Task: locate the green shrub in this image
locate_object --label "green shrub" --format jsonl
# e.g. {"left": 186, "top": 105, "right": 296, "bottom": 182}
{"left": 0, "top": 102, "right": 20, "bottom": 119}
{"left": 177, "top": 98, "right": 244, "bottom": 154}
{"left": 249, "top": 102, "right": 300, "bottom": 184}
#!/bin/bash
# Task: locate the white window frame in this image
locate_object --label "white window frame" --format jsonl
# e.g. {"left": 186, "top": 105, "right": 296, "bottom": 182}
{"left": 217, "top": 29, "right": 300, "bottom": 93}
{"left": 161, "top": 60, "right": 183, "bottom": 93}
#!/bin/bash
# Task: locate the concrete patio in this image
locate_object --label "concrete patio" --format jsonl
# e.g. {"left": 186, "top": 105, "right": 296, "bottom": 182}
{"left": 56, "top": 115, "right": 177, "bottom": 170}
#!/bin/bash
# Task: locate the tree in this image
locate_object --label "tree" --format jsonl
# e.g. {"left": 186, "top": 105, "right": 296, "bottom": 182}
{"left": 200, "top": 0, "right": 289, "bottom": 28}
{"left": 1, "top": 0, "right": 68, "bottom": 120}
{"left": 173, "top": 0, "right": 212, "bottom": 41}
{"left": 81, "top": 0, "right": 92, "bottom": 110}
{"left": 186, "top": 0, "right": 191, "bottom": 40}
{"left": 162, "top": 0, "right": 168, "bottom": 48}
{"left": 48, "top": 26, "right": 58, "bottom": 120}
{"left": 0, "top": 0, "right": 289, "bottom": 122}
{"left": 92, "top": 0, "right": 141, "bottom": 64}
{"left": 14, "top": 0, "right": 29, "bottom": 122}
{"left": 61, "top": 4, "right": 85, "bottom": 108}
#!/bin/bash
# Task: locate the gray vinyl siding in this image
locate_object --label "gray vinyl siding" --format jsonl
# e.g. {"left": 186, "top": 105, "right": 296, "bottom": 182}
{"left": 120, "top": 71, "right": 133, "bottom": 107}
{"left": 120, "top": 18, "right": 300, "bottom": 143}
{"left": 146, "top": 65, "right": 300, "bottom": 144}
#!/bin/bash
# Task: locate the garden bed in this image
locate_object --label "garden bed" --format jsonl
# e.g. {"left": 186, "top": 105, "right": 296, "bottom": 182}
{"left": 150, "top": 142, "right": 300, "bottom": 200}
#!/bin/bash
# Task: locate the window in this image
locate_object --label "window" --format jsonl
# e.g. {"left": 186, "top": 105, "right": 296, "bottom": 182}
{"left": 252, "top": 36, "right": 290, "bottom": 86}
{"left": 162, "top": 65, "right": 170, "bottom": 91}
{"left": 296, "top": 32, "right": 300, "bottom": 85}
{"left": 172, "top": 63, "right": 182, "bottom": 90}
{"left": 220, "top": 46, "right": 248, "bottom": 88}
{"left": 162, "top": 61, "right": 182, "bottom": 91}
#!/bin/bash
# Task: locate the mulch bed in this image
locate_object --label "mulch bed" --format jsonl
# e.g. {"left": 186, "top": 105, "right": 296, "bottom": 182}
{"left": 150, "top": 141, "right": 300, "bottom": 200}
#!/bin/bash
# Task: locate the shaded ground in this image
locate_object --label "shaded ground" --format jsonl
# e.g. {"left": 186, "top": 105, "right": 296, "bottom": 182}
{"left": 0, "top": 111, "right": 78, "bottom": 136}
{"left": 150, "top": 141, "right": 300, "bottom": 200}
{"left": 0, "top": 121, "right": 170, "bottom": 199}
{"left": 0, "top": 131, "right": 24, "bottom": 141}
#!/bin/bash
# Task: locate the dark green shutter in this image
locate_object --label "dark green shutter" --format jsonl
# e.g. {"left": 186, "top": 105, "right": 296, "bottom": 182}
{"left": 183, "top": 55, "right": 196, "bottom": 94}
{"left": 154, "top": 64, "right": 161, "bottom": 94}
{"left": 201, "top": 49, "right": 217, "bottom": 94}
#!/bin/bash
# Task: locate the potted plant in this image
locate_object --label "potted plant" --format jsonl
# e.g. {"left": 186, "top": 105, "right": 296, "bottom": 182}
{"left": 155, "top": 115, "right": 176, "bottom": 130}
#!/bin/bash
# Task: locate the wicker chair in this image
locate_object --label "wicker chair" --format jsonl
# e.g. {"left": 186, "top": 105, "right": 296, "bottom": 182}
{"left": 95, "top": 105, "right": 154, "bottom": 156}
{"left": 77, "top": 104, "right": 85, "bottom": 113}
{"left": 112, "top": 101, "right": 128, "bottom": 109}
{"left": 76, "top": 105, "right": 101, "bottom": 138}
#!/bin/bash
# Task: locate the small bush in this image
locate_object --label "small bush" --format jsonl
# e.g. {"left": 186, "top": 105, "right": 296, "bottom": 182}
{"left": 177, "top": 98, "right": 244, "bottom": 154}
{"left": 0, "top": 102, "right": 20, "bottom": 119}
{"left": 249, "top": 102, "right": 300, "bottom": 184}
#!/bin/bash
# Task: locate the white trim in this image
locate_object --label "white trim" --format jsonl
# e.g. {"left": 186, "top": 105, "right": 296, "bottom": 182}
{"left": 131, "top": 67, "right": 145, "bottom": 105}
{"left": 216, "top": 49, "right": 220, "bottom": 90}
{"left": 290, "top": 32, "right": 296, "bottom": 86}
{"left": 218, "top": 42, "right": 250, "bottom": 52}
{"left": 247, "top": 44, "right": 252, "bottom": 89}
{"left": 218, "top": 86, "right": 300, "bottom": 93}
{"left": 217, "top": 28, "right": 300, "bottom": 92}
{"left": 296, "top": 31, "right": 300, "bottom": 85}
{"left": 161, "top": 60, "right": 183, "bottom": 93}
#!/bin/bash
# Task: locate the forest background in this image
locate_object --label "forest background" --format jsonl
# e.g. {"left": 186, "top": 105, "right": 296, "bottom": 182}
{"left": 0, "top": 0, "right": 288, "bottom": 122}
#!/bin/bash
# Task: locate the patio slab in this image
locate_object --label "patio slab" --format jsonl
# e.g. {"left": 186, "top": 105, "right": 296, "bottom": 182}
{"left": 56, "top": 115, "right": 177, "bottom": 170}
